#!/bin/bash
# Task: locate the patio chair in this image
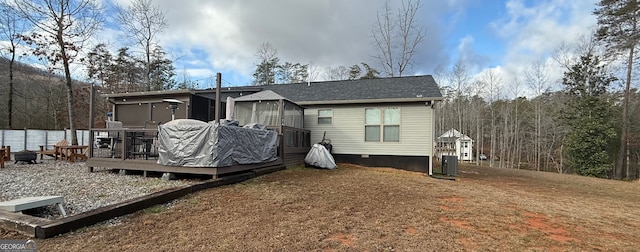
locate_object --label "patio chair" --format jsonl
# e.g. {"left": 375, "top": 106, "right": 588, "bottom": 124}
{"left": 69, "top": 146, "right": 89, "bottom": 162}
{"left": 39, "top": 139, "right": 69, "bottom": 160}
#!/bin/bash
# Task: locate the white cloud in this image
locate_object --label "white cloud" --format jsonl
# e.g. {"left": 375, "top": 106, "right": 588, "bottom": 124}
{"left": 488, "top": 0, "right": 598, "bottom": 98}
{"left": 140, "top": 0, "right": 466, "bottom": 85}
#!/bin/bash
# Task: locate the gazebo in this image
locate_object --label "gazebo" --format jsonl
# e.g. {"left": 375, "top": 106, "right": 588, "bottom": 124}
{"left": 232, "top": 90, "right": 310, "bottom": 166}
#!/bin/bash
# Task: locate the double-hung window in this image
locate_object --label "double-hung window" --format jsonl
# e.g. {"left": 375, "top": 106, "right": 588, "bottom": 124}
{"left": 318, "top": 109, "right": 333, "bottom": 124}
{"left": 365, "top": 107, "right": 400, "bottom": 142}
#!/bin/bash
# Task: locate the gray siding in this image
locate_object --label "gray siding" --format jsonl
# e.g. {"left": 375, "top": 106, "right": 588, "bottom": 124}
{"left": 304, "top": 103, "right": 433, "bottom": 157}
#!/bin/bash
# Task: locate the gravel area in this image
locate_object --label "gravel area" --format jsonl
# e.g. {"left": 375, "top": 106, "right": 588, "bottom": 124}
{"left": 0, "top": 158, "right": 194, "bottom": 219}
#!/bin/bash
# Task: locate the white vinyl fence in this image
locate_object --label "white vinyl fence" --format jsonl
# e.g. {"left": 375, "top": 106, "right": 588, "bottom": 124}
{"left": 0, "top": 129, "right": 90, "bottom": 152}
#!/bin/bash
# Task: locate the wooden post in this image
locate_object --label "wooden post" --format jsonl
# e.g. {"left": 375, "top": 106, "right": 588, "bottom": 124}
{"left": 4, "top": 146, "right": 10, "bottom": 161}
{"left": 89, "top": 84, "right": 95, "bottom": 129}
{"left": 0, "top": 147, "right": 4, "bottom": 169}
{"left": 215, "top": 73, "right": 221, "bottom": 123}
{"left": 88, "top": 84, "right": 95, "bottom": 172}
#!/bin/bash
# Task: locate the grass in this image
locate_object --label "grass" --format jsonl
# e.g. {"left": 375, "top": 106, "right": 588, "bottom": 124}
{"left": 143, "top": 205, "right": 166, "bottom": 214}
{"left": 2, "top": 163, "right": 640, "bottom": 251}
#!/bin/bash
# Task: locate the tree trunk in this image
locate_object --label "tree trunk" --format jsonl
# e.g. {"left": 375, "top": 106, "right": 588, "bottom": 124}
{"left": 146, "top": 38, "right": 151, "bottom": 91}
{"left": 476, "top": 105, "right": 480, "bottom": 165}
{"left": 617, "top": 46, "right": 633, "bottom": 179}
{"left": 537, "top": 103, "right": 541, "bottom": 171}
{"left": 58, "top": 28, "right": 78, "bottom": 145}
{"left": 490, "top": 103, "right": 495, "bottom": 168}
{"left": 8, "top": 41, "right": 15, "bottom": 129}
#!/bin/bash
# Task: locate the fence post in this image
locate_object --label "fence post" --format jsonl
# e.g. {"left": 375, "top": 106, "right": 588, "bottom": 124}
{"left": 24, "top": 128, "right": 27, "bottom": 152}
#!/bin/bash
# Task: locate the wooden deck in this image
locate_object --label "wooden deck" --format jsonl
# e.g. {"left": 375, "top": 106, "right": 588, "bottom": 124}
{"left": 86, "top": 126, "right": 310, "bottom": 177}
{"left": 87, "top": 158, "right": 285, "bottom": 178}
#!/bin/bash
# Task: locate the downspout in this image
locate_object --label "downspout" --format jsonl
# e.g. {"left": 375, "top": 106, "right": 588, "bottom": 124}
{"left": 429, "top": 101, "right": 434, "bottom": 176}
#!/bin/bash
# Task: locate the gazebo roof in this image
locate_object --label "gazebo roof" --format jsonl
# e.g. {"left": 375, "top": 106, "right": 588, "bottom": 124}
{"left": 233, "top": 90, "right": 291, "bottom": 102}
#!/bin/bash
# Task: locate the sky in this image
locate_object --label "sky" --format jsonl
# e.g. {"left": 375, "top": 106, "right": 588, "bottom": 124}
{"left": 3, "top": 0, "right": 602, "bottom": 97}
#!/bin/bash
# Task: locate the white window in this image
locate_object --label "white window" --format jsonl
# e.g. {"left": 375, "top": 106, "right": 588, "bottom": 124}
{"left": 365, "top": 107, "right": 400, "bottom": 142}
{"left": 318, "top": 109, "right": 332, "bottom": 124}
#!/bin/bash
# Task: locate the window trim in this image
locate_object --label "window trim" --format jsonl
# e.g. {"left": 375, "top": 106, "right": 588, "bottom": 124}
{"left": 317, "top": 109, "right": 333, "bottom": 125}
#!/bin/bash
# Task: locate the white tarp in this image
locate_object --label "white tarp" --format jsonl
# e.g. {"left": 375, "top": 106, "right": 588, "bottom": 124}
{"left": 304, "top": 144, "right": 337, "bottom": 169}
{"left": 157, "top": 119, "right": 278, "bottom": 167}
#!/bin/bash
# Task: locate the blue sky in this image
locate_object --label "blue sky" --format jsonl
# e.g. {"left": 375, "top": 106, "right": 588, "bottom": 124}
{"left": 3, "top": 0, "right": 600, "bottom": 96}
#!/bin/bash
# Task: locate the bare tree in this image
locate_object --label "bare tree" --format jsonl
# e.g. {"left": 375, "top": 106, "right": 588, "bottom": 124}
{"left": 553, "top": 30, "right": 600, "bottom": 71}
{"left": 371, "top": 0, "right": 425, "bottom": 77}
{"left": 307, "top": 63, "right": 323, "bottom": 82}
{"left": 13, "top": 0, "right": 102, "bottom": 144}
{"left": 509, "top": 77, "right": 523, "bottom": 169}
{"left": 324, "top": 65, "right": 350, "bottom": 81}
{"left": 450, "top": 59, "right": 471, "bottom": 154}
{"left": 479, "top": 69, "right": 502, "bottom": 167}
{"left": 253, "top": 42, "right": 279, "bottom": 85}
{"left": 525, "top": 60, "right": 551, "bottom": 171}
{"left": 468, "top": 80, "right": 486, "bottom": 165}
{"left": 0, "top": 1, "right": 28, "bottom": 129}
{"left": 117, "top": 0, "right": 167, "bottom": 91}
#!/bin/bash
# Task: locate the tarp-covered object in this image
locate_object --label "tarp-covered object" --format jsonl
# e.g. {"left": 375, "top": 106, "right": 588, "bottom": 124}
{"left": 157, "top": 119, "right": 278, "bottom": 167}
{"left": 305, "top": 144, "right": 337, "bottom": 169}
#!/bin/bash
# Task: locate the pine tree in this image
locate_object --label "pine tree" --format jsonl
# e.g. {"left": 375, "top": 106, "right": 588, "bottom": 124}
{"left": 594, "top": 0, "right": 640, "bottom": 179}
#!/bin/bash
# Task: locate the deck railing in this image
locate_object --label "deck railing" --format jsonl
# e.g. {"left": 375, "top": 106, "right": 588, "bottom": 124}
{"left": 89, "top": 126, "right": 311, "bottom": 161}
{"left": 90, "top": 128, "right": 159, "bottom": 160}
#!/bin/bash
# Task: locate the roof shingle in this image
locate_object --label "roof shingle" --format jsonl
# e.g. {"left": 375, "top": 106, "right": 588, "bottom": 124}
{"left": 260, "top": 75, "right": 442, "bottom": 104}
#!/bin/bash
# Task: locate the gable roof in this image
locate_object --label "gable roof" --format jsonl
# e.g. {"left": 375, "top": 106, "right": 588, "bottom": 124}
{"left": 438, "top": 129, "right": 473, "bottom": 142}
{"left": 260, "top": 75, "right": 442, "bottom": 105}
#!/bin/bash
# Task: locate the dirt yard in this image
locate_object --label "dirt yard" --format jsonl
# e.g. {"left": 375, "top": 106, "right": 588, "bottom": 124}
{"left": 2, "top": 163, "right": 640, "bottom": 251}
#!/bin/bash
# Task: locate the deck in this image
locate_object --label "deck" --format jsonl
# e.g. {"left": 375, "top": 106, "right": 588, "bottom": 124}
{"left": 87, "top": 158, "right": 285, "bottom": 177}
{"left": 86, "top": 126, "right": 310, "bottom": 178}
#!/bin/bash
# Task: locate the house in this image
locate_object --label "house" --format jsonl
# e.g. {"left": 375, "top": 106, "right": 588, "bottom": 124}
{"left": 261, "top": 75, "right": 442, "bottom": 174}
{"left": 98, "top": 75, "right": 443, "bottom": 174}
{"left": 436, "top": 129, "right": 473, "bottom": 161}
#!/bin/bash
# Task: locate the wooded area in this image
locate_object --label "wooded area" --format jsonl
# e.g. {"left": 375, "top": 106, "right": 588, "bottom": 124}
{"left": 0, "top": 58, "right": 109, "bottom": 130}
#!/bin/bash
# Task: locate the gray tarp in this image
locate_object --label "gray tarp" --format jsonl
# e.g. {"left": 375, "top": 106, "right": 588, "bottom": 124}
{"left": 304, "top": 144, "right": 337, "bottom": 169}
{"left": 157, "top": 119, "right": 278, "bottom": 167}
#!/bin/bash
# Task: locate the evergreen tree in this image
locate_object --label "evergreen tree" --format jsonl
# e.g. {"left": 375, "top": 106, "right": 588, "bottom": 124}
{"left": 562, "top": 53, "right": 617, "bottom": 178}
{"left": 594, "top": 0, "right": 640, "bottom": 179}
{"left": 252, "top": 42, "right": 279, "bottom": 86}
{"left": 85, "top": 43, "right": 112, "bottom": 88}
{"left": 276, "top": 62, "right": 308, "bottom": 84}
{"left": 253, "top": 57, "right": 279, "bottom": 85}
{"left": 148, "top": 46, "right": 176, "bottom": 90}
{"left": 360, "top": 63, "right": 380, "bottom": 79}
{"left": 348, "top": 64, "right": 362, "bottom": 80}
{"left": 111, "top": 47, "right": 143, "bottom": 92}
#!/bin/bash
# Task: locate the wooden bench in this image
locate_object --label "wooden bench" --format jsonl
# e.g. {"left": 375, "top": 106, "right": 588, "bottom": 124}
{"left": 0, "top": 196, "right": 67, "bottom": 217}
{"left": 39, "top": 139, "right": 69, "bottom": 160}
